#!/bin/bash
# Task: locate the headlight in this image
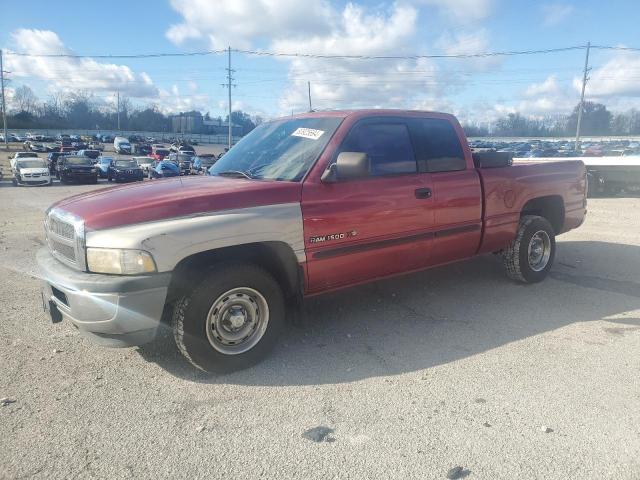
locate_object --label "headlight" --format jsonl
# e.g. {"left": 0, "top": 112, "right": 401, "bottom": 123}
{"left": 86, "top": 248, "right": 156, "bottom": 275}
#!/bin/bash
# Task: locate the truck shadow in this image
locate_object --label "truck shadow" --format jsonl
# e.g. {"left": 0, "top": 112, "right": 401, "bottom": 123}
{"left": 137, "top": 240, "right": 640, "bottom": 385}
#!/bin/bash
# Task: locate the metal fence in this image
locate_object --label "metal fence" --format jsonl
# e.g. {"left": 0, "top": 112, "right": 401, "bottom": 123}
{"left": 4, "top": 128, "right": 242, "bottom": 145}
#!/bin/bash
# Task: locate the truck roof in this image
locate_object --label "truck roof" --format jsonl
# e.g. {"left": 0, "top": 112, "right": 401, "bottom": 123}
{"left": 276, "top": 109, "right": 457, "bottom": 122}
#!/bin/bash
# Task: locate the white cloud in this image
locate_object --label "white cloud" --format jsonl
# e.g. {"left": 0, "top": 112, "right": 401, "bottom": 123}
{"left": 577, "top": 50, "right": 640, "bottom": 98}
{"left": 541, "top": 3, "right": 574, "bottom": 27}
{"left": 436, "top": 28, "right": 501, "bottom": 72}
{"left": 156, "top": 84, "right": 210, "bottom": 114}
{"left": 166, "top": 0, "right": 334, "bottom": 49}
{"left": 525, "top": 75, "right": 561, "bottom": 97}
{"left": 5, "top": 29, "right": 159, "bottom": 98}
{"left": 167, "top": 1, "right": 498, "bottom": 115}
{"left": 272, "top": 4, "right": 448, "bottom": 112}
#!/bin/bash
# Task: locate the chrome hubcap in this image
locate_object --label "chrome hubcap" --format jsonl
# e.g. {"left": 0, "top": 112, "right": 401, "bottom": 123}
{"left": 206, "top": 287, "right": 269, "bottom": 355}
{"left": 528, "top": 230, "right": 551, "bottom": 272}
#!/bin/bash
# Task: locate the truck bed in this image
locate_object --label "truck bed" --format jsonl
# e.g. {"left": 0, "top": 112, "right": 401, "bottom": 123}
{"left": 476, "top": 159, "right": 587, "bottom": 254}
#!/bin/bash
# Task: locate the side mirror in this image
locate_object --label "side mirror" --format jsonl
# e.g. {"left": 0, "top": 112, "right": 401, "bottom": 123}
{"left": 321, "top": 152, "right": 370, "bottom": 183}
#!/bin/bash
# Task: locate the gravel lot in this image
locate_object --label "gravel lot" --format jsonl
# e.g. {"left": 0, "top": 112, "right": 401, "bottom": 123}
{"left": 1, "top": 173, "right": 639, "bottom": 479}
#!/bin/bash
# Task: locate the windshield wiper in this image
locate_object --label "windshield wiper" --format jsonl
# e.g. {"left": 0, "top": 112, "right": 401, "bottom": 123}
{"left": 215, "top": 170, "right": 255, "bottom": 179}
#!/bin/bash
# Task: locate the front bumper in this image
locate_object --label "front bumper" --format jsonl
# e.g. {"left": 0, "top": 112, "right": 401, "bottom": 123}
{"left": 37, "top": 248, "right": 171, "bottom": 347}
{"left": 17, "top": 177, "right": 51, "bottom": 186}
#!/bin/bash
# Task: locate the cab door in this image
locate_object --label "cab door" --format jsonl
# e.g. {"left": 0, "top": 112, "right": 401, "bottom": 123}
{"left": 301, "top": 118, "right": 435, "bottom": 293}
{"left": 408, "top": 117, "right": 483, "bottom": 264}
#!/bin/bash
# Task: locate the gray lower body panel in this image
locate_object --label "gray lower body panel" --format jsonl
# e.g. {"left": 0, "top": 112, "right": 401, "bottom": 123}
{"left": 37, "top": 248, "right": 171, "bottom": 347}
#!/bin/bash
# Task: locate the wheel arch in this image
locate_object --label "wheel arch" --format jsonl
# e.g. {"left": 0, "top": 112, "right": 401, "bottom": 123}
{"left": 166, "top": 241, "right": 303, "bottom": 305}
{"left": 520, "top": 195, "right": 565, "bottom": 234}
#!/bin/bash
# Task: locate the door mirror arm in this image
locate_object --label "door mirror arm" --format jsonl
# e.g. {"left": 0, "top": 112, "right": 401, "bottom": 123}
{"left": 321, "top": 163, "right": 338, "bottom": 183}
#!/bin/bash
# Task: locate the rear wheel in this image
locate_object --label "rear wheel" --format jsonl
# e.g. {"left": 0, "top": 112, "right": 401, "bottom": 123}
{"left": 503, "top": 215, "right": 556, "bottom": 283}
{"left": 172, "top": 263, "right": 285, "bottom": 373}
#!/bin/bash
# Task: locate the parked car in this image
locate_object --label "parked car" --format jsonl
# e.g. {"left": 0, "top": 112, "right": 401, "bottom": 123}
{"left": 9, "top": 151, "right": 39, "bottom": 170}
{"left": 77, "top": 149, "right": 101, "bottom": 160}
{"left": 114, "top": 136, "right": 132, "bottom": 154}
{"left": 88, "top": 142, "right": 104, "bottom": 151}
{"left": 96, "top": 157, "right": 114, "bottom": 178}
{"left": 191, "top": 154, "right": 217, "bottom": 174}
{"left": 148, "top": 160, "right": 180, "bottom": 179}
{"left": 29, "top": 142, "right": 48, "bottom": 152}
{"left": 37, "top": 109, "right": 587, "bottom": 373}
{"left": 12, "top": 157, "right": 52, "bottom": 186}
{"left": 60, "top": 146, "right": 75, "bottom": 155}
{"left": 107, "top": 159, "right": 144, "bottom": 183}
{"left": 132, "top": 156, "right": 155, "bottom": 172}
{"left": 168, "top": 153, "right": 193, "bottom": 175}
{"left": 151, "top": 146, "right": 170, "bottom": 161}
{"left": 56, "top": 155, "right": 98, "bottom": 184}
{"left": 47, "top": 152, "right": 66, "bottom": 174}
{"left": 132, "top": 143, "right": 152, "bottom": 155}
{"left": 178, "top": 145, "right": 196, "bottom": 155}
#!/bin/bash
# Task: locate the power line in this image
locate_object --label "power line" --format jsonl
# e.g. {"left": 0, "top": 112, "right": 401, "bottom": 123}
{"left": 3, "top": 44, "right": 638, "bottom": 61}
{"left": 233, "top": 45, "right": 589, "bottom": 60}
{"left": 4, "top": 49, "right": 227, "bottom": 59}
{"left": 590, "top": 45, "right": 640, "bottom": 52}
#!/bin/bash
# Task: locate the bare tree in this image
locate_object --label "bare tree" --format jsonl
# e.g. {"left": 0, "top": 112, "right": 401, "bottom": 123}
{"left": 12, "top": 85, "right": 39, "bottom": 115}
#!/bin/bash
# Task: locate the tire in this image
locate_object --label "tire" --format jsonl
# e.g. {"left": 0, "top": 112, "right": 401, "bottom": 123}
{"left": 503, "top": 215, "right": 556, "bottom": 283}
{"left": 173, "top": 263, "right": 286, "bottom": 373}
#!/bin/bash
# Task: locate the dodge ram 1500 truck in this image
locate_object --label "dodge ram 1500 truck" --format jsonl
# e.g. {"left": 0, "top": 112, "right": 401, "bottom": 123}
{"left": 38, "top": 110, "right": 587, "bottom": 372}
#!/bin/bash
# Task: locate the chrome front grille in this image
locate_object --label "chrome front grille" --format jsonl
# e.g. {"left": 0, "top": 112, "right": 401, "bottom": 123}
{"left": 49, "top": 238, "right": 76, "bottom": 261}
{"left": 45, "top": 209, "right": 85, "bottom": 270}
{"left": 49, "top": 217, "right": 75, "bottom": 239}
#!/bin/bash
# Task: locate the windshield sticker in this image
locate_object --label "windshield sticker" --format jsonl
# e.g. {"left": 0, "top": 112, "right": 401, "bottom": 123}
{"left": 291, "top": 128, "right": 325, "bottom": 140}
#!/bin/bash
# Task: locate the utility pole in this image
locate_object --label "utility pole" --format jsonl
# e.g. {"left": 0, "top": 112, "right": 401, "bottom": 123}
{"left": 221, "top": 46, "right": 236, "bottom": 150}
{"left": 116, "top": 91, "right": 121, "bottom": 131}
{"left": 308, "top": 81, "right": 312, "bottom": 112}
{"left": 0, "top": 49, "right": 8, "bottom": 149}
{"left": 575, "top": 42, "right": 591, "bottom": 152}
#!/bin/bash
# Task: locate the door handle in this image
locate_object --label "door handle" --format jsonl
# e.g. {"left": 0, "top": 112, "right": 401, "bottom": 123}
{"left": 415, "top": 188, "right": 432, "bottom": 199}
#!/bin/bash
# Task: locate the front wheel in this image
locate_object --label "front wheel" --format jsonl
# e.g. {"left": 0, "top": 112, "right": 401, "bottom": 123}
{"left": 173, "top": 264, "right": 285, "bottom": 373}
{"left": 502, "top": 215, "right": 556, "bottom": 283}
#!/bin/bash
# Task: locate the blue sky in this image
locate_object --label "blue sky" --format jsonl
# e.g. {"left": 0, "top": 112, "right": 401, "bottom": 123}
{"left": 1, "top": 0, "right": 639, "bottom": 124}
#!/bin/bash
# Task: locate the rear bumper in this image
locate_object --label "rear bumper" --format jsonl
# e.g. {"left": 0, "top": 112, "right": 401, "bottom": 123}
{"left": 37, "top": 248, "right": 171, "bottom": 347}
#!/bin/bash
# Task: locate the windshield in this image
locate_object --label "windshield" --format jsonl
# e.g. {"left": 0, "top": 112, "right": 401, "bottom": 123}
{"left": 17, "top": 152, "right": 38, "bottom": 158}
{"left": 17, "top": 159, "right": 47, "bottom": 169}
{"left": 210, "top": 117, "right": 342, "bottom": 181}
{"left": 115, "top": 160, "right": 138, "bottom": 168}
{"left": 155, "top": 149, "right": 169, "bottom": 155}
{"left": 65, "top": 157, "right": 93, "bottom": 165}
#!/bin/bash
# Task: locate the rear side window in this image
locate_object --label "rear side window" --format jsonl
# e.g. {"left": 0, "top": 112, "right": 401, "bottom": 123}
{"left": 339, "top": 122, "right": 416, "bottom": 176}
{"left": 410, "top": 118, "right": 466, "bottom": 173}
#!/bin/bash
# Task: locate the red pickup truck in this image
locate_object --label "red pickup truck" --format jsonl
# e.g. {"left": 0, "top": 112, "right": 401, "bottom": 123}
{"left": 38, "top": 110, "right": 587, "bottom": 372}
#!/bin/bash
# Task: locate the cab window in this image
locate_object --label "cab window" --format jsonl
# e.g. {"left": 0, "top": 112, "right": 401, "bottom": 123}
{"left": 338, "top": 121, "right": 417, "bottom": 176}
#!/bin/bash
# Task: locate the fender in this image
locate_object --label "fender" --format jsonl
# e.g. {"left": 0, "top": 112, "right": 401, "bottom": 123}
{"left": 86, "top": 203, "right": 306, "bottom": 272}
